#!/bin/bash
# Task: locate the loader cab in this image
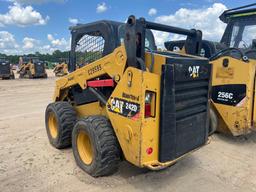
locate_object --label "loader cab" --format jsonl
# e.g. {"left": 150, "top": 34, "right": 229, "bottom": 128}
{"left": 69, "top": 20, "right": 157, "bottom": 72}
{"left": 19, "top": 56, "right": 47, "bottom": 78}
{"left": 219, "top": 4, "right": 256, "bottom": 59}
{"left": 221, "top": 17, "right": 256, "bottom": 50}
{"left": 69, "top": 21, "right": 122, "bottom": 72}
{"left": 69, "top": 18, "right": 203, "bottom": 72}
{"left": 69, "top": 20, "right": 158, "bottom": 105}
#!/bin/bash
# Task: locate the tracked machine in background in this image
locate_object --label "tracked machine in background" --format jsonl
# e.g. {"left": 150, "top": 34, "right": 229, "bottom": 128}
{"left": 18, "top": 57, "right": 48, "bottom": 79}
{"left": 45, "top": 16, "right": 212, "bottom": 177}
{"left": 0, "top": 58, "right": 15, "bottom": 80}
{"left": 53, "top": 58, "right": 68, "bottom": 77}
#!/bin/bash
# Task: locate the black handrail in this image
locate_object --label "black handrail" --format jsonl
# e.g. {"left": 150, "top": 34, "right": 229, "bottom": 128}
{"left": 124, "top": 15, "right": 202, "bottom": 69}
{"left": 144, "top": 21, "right": 196, "bottom": 37}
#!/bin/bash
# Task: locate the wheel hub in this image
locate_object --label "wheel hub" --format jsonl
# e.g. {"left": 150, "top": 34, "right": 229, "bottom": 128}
{"left": 77, "top": 131, "right": 93, "bottom": 165}
{"left": 48, "top": 112, "right": 58, "bottom": 138}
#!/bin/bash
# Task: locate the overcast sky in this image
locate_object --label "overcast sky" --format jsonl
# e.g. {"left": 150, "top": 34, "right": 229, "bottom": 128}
{"left": 0, "top": 0, "right": 255, "bottom": 55}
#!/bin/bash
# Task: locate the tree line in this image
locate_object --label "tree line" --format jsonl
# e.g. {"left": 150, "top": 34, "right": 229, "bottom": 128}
{"left": 0, "top": 50, "right": 69, "bottom": 64}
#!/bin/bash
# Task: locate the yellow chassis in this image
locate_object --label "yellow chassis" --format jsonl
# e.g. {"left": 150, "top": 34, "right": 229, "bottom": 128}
{"left": 53, "top": 44, "right": 208, "bottom": 168}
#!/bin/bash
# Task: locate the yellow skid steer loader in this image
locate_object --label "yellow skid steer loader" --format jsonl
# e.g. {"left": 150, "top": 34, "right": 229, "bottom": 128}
{"left": 45, "top": 16, "right": 212, "bottom": 177}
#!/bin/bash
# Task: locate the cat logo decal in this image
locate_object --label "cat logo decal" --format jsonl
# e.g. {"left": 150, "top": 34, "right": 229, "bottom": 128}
{"left": 188, "top": 66, "right": 200, "bottom": 78}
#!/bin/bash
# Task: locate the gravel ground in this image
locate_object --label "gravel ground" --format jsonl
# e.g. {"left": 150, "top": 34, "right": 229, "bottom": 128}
{"left": 1, "top": 70, "right": 256, "bottom": 192}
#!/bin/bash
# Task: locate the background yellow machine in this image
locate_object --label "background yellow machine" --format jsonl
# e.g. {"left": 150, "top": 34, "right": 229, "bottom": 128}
{"left": 0, "top": 58, "right": 15, "bottom": 80}
{"left": 209, "top": 3, "right": 256, "bottom": 136}
{"left": 45, "top": 16, "right": 212, "bottom": 177}
{"left": 53, "top": 58, "right": 68, "bottom": 77}
{"left": 165, "top": 3, "right": 256, "bottom": 136}
{"left": 18, "top": 57, "right": 48, "bottom": 79}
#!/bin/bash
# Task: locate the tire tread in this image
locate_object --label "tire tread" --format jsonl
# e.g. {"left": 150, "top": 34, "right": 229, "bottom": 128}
{"left": 45, "top": 101, "right": 76, "bottom": 149}
{"left": 73, "top": 115, "right": 120, "bottom": 177}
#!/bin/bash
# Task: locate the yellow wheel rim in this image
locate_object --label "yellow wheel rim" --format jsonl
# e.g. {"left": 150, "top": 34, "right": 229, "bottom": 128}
{"left": 77, "top": 131, "right": 93, "bottom": 165}
{"left": 48, "top": 112, "right": 58, "bottom": 138}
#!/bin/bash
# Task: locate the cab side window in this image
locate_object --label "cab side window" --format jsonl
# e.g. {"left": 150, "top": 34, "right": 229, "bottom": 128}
{"left": 75, "top": 32, "right": 105, "bottom": 68}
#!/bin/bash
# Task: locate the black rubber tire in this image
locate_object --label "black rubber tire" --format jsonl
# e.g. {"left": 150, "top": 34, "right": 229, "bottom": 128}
{"left": 10, "top": 73, "right": 15, "bottom": 79}
{"left": 45, "top": 101, "right": 77, "bottom": 149}
{"left": 72, "top": 116, "right": 120, "bottom": 177}
{"left": 209, "top": 108, "right": 218, "bottom": 135}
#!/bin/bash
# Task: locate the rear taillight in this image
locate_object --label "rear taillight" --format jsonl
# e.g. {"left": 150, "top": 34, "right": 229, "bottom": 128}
{"left": 145, "top": 91, "right": 156, "bottom": 118}
{"left": 146, "top": 147, "right": 153, "bottom": 155}
{"left": 145, "top": 103, "right": 151, "bottom": 117}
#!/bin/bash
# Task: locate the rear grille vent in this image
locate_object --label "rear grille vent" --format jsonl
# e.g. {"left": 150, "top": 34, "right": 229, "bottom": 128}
{"left": 175, "top": 80, "right": 209, "bottom": 120}
{"left": 34, "top": 63, "right": 45, "bottom": 74}
{"left": 159, "top": 61, "right": 211, "bottom": 163}
{"left": 0, "top": 63, "right": 10, "bottom": 75}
